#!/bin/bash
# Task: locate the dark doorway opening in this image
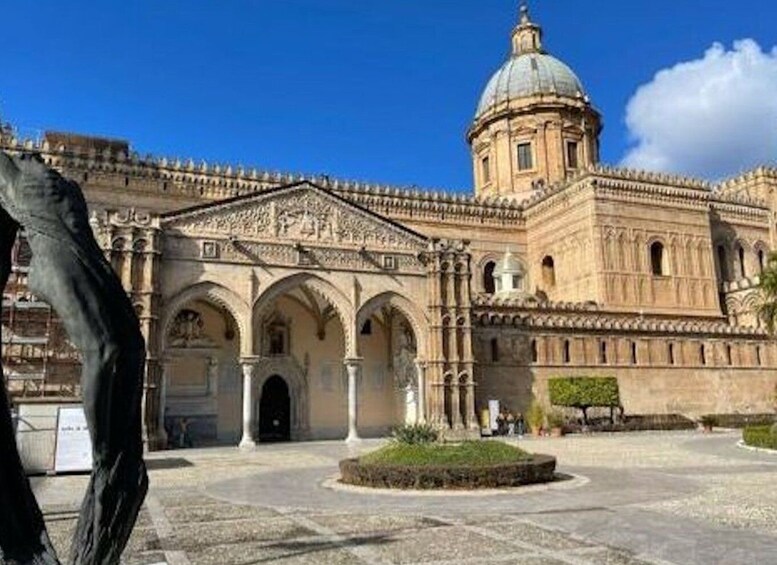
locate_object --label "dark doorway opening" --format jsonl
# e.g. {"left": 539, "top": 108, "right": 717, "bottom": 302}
{"left": 259, "top": 375, "right": 291, "bottom": 442}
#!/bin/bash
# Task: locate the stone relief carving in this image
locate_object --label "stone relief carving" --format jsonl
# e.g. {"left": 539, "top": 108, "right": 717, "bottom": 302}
{"left": 164, "top": 184, "right": 425, "bottom": 252}
{"left": 168, "top": 309, "right": 217, "bottom": 348}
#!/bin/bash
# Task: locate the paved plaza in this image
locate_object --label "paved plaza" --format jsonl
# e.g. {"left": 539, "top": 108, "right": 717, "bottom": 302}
{"left": 32, "top": 430, "right": 777, "bottom": 565}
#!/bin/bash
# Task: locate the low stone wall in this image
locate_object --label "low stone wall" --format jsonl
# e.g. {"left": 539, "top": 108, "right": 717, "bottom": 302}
{"left": 339, "top": 454, "right": 556, "bottom": 490}
{"left": 476, "top": 365, "right": 777, "bottom": 418}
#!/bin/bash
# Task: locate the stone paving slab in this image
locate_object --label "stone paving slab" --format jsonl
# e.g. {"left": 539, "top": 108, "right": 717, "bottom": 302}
{"left": 186, "top": 538, "right": 365, "bottom": 565}
{"left": 367, "top": 525, "right": 518, "bottom": 564}
{"left": 166, "top": 516, "right": 315, "bottom": 551}
{"left": 306, "top": 513, "right": 446, "bottom": 536}
{"left": 164, "top": 501, "right": 280, "bottom": 523}
{"left": 570, "top": 547, "right": 658, "bottom": 565}
{"left": 486, "top": 520, "right": 594, "bottom": 551}
{"left": 33, "top": 432, "right": 777, "bottom": 565}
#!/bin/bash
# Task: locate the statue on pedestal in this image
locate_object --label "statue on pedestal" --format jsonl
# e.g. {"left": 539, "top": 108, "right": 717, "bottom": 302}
{"left": 0, "top": 151, "right": 148, "bottom": 564}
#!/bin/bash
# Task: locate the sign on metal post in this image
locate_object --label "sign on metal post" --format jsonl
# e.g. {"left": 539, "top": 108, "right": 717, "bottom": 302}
{"left": 53, "top": 406, "right": 93, "bottom": 474}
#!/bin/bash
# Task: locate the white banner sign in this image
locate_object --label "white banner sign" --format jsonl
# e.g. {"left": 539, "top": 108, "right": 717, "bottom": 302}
{"left": 54, "top": 406, "right": 93, "bottom": 473}
{"left": 488, "top": 399, "right": 500, "bottom": 431}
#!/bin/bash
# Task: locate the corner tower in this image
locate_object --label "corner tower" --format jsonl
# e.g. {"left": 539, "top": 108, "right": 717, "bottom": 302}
{"left": 468, "top": 3, "right": 602, "bottom": 200}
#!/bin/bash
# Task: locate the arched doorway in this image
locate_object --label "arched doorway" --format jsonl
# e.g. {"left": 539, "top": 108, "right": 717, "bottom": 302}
{"left": 252, "top": 274, "right": 350, "bottom": 441}
{"left": 259, "top": 375, "right": 291, "bottom": 442}
{"left": 162, "top": 296, "right": 242, "bottom": 448}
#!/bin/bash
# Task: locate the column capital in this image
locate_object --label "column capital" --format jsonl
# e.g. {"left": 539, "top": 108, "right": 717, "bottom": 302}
{"left": 240, "top": 356, "right": 260, "bottom": 364}
{"left": 240, "top": 363, "right": 255, "bottom": 379}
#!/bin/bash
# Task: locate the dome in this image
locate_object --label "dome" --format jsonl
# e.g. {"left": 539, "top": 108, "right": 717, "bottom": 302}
{"left": 494, "top": 249, "right": 524, "bottom": 276}
{"left": 475, "top": 53, "right": 586, "bottom": 118}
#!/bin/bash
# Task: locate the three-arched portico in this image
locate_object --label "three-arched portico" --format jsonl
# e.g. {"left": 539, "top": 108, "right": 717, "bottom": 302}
{"left": 158, "top": 272, "right": 434, "bottom": 448}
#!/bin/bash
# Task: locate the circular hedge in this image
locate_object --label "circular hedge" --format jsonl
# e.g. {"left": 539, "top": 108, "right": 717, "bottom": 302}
{"left": 743, "top": 425, "right": 777, "bottom": 450}
{"left": 339, "top": 454, "right": 557, "bottom": 490}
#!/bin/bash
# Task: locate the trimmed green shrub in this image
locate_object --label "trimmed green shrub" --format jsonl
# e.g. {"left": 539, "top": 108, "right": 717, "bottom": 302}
{"left": 546, "top": 408, "right": 566, "bottom": 429}
{"left": 743, "top": 425, "right": 777, "bottom": 450}
{"left": 563, "top": 413, "right": 695, "bottom": 434}
{"left": 340, "top": 448, "right": 556, "bottom": 490}
{"left": 526, "top": 399, "right": 545, "bottom": 433}
{"left": 361, "top": 441, "right": 529, "bottom": 467}
{"left": 390, "top": 423, "right": 439, "bottom": 445}
{"left": 548, "top": 377, "right": 620, "bottom": 424}
{"left": 710, "top": 413, "right": 776, "bottom": 428}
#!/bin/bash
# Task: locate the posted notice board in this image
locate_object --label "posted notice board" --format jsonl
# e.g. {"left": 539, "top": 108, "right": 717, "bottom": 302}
{"left": 53, "top": 406, "right": 93, "bottom": 473}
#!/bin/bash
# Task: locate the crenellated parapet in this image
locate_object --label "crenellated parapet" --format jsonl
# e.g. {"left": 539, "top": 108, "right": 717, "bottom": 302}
{"left": 473, "top": 296, "right": 765, "bottom": 337}
{"left": 717, "top": 166, "right": 777, "bottom": 195}
{"left": 0, "top": 132, "right": 527, "bottom": 227}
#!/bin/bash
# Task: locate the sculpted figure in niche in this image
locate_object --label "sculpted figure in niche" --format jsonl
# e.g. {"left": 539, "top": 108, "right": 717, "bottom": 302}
{"left": 0, "top": 152, "right": 147, "bottom": 564}
{"left": 393, "top": 324, "right": 417, "bottom": 389}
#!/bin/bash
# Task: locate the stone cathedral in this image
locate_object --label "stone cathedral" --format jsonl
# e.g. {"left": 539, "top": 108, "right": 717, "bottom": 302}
{"left": 3, "top": 5, "right": 777, "bottom": 451}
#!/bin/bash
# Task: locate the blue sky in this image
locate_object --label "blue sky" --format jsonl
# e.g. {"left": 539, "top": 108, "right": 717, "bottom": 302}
{"left": 1, "top": 1, "right": 776, "bottom": 190}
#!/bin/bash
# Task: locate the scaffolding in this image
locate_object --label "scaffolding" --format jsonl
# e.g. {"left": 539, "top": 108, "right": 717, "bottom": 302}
{"left": 1, "top": 234, "right": 81, "bottom": 399}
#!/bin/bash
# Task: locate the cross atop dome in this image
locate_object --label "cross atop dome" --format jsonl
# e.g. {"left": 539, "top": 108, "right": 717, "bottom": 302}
{"left": 512, "top": 1, "right": 543, "bottom": 55}
{"left": 519, "top": 2, "right": 531, "bottom": 25}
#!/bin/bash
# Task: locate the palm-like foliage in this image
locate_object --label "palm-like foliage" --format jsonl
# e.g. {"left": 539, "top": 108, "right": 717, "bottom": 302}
{"left": 757, "top": 252, "right": 777, "bottom": 334}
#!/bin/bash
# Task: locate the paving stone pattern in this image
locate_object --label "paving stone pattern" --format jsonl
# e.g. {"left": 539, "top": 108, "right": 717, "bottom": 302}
{"left": 33, "top": 431, "right": 777, "bottom": 564}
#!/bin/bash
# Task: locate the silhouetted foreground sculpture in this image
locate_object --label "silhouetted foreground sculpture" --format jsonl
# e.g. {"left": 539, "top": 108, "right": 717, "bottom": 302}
{"left": 0, "top": 152, "right": 148, "bottom": 565}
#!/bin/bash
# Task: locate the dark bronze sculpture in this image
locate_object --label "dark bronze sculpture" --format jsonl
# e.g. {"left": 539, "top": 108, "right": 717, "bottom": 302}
{"left": 0, "top": 151, "right": 148, "bottom": 564}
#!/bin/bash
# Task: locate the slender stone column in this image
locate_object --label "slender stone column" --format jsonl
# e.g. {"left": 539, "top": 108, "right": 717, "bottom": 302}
{"left": 239, "top": 362, "right": 256, "bottom": 449}
{"left": 415, "top": 359, "right": 426, "bottom": 424}
{"left": 344, "top": 358, "right": 362, "bottom": 442}
{"left": 449, "top": 376, "right": 463, "bottom": 430}
{"left": 157, "top": 358, "right": 172, "bottom": 449}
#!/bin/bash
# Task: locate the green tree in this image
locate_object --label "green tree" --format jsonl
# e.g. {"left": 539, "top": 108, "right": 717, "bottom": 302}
{"left": 758, "top": 252, "right": 777, "bottom": 334}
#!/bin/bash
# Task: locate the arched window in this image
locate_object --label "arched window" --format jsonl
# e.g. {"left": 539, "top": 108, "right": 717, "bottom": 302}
{"left": 700, "top": 344, "right": 706, "bottom": 365}
{"left": 756, "top": 345, "right": 763, "bottom": 367}
{"left": 599, "top": 340, "right": 608, "bottom": 364}
{"left": 130, "top": 239, "right": 147, "bottom": 291}
{"left": 758, "top": 249, "right": 766, "bottom": 273}
{"left": 481, "top": 155, "right": 491, "bottom": 184}
{"left": 737, "top": 244, "right": 746, "bottom": 279}
{"left": 13, "top": 234, "right": 32, "bottom": 268}
{"left": 530, "top": 339, "right": 538, "bottom": 363}
{"left": 490, "top": 338, "right": 499, "bottom": 362}
{"left": 110, "top": 237, "right": 126, "bottom": 277}
{"left": 717, "top": 245, "right": 729, "bottom": 281}
{"left": 630, "top": 341, "right": 638, "bottom": 365}
{"left": 562, "top": 340, "right": 571, "bottom": 364}
{"left": 483, "top": 261, "right": 496, "bottom": 294}
{"left": 650, "top": 241, "right": 665, "bottom": 276}
{"left": 668, "top": 343, "right": 675, "bottom": 365}
{"left": 726, "top": 344, "right": 733, "bottom": 366}
{"left": 541, "top": 256, "right": 556, "bottom": 287}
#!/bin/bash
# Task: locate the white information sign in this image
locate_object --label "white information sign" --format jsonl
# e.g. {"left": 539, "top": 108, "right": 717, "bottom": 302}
{"left": 54, "top": 406, "right": 93, "bottom": 473}
{"left": 488, "top": 399, "right": 500, "bottom": 431}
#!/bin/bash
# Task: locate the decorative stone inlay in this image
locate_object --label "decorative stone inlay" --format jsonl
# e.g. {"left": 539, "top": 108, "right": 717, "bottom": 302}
{"left": 164, "top": 237, "right": 425, "bottom": 273}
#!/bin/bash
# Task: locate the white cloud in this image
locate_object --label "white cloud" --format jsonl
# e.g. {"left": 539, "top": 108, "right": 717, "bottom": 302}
{"left": 621, "top": 39, "right": 777, "bottom": 179}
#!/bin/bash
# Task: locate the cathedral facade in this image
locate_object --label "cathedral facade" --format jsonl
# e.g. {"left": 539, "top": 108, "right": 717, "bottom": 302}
{"left": 3, "top": 6, "right": 777, "bottom": 450}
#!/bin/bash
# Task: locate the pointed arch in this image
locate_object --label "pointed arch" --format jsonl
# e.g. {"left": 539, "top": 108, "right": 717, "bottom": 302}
{"left": 160, "top": 281, "right": 251, "bottom": 355}
{"left": 252, "top": 273, "right": 355, "bottom": 357}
